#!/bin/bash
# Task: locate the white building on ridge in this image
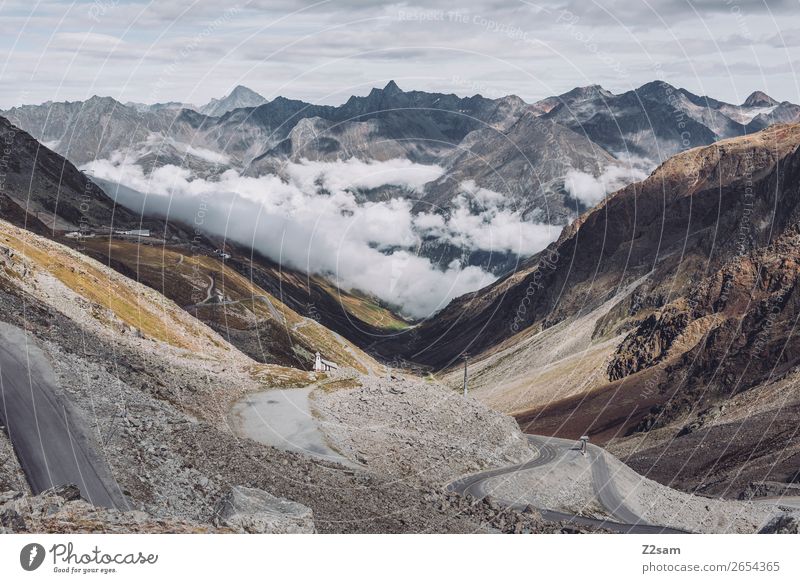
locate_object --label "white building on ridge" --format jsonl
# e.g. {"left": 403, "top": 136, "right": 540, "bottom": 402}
{"left": 314, "top": 352, "right": 338, "bottom": 372}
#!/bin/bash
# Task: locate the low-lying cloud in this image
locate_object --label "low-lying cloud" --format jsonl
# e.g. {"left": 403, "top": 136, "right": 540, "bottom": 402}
{"left": 415, "top": 180, "right": 557, "bottom": 256}
{"left": 564, "top": 163, "right": 649, "bottom": 207}
{"left": 84, "top": 157, "right": 556, "bottom": 318}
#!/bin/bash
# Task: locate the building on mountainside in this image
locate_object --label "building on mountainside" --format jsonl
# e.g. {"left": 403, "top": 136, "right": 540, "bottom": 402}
{"left": 314, "top": 352, "right": 338, "bottom": 372}
{"left": 64, "top": 231, "right": 95, "bottom": 239}
{"left": 117, "top": 229, "right": 151, "bottom": 237}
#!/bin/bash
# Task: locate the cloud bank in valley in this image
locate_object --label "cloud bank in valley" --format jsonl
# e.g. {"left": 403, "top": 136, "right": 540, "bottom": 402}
{"left": 84, "top": 156, "right": 557, "bottom": 318}
{"left": 414, "top": 180, "right": 557, "bottom": 256}
{"left": 564, "top": 163, "right": 649, "bottom": 207}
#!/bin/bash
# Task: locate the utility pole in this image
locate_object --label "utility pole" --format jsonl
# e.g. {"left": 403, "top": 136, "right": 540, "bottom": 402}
{"left": 462, "top": 353, "right": 469, "bottom": 397}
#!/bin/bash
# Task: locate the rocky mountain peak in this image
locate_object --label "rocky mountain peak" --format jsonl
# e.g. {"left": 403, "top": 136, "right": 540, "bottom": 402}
{"left": 365, "top": 80, "right": 404, "bottom": 101}
{"left": 84, "top": 95, "right": 122, "bottom": 108}
{"left": 497, "top": 94, "right": 526, "bottom": 107}
{"left": 572, "top": 84, "right": 613, "bottom": 99}
{"left": 228, "top": 84, "right": 263, "bottom": 99}
{"left": 382, "top": 80, "right": 403, "bottom": 95}
{"left": 636, "top": 80, "right": 679, "bottom": 98}
{"left": 199, "top": 85, "right": 268, "bottom": 117}
{"left": 743, "top": 90, "right": 778, "bottom": 108}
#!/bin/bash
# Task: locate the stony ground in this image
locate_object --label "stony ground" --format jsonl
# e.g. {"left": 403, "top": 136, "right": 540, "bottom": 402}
{"left": 484, "top": 449, "right": 610, "bottom": 520}
{"left": 0, "top": 487, "right": 226, "bottom": 534}
{"left": 313, "top": 371, "right": 536, "bottom": 485}
{"left": 606, "top": 453, "right": 781, "bottom": 533}
{"left": 0, "top": 429, "right": 28, "bottom": 493}
{"left": 2, "top": 217, "right": 765, "bottom": 535}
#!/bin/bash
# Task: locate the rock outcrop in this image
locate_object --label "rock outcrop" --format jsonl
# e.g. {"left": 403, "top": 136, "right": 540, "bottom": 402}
{"left": 607, "top": 308, "right": 690, "bottom": 381}
{"left": 758, "top": 514, "right": 800, "bottom": 534}
{"left": 0, "top": 487, "right": 223, "bottom": 534}
{"left": 213, "top": 486, "right": 316, "bottom": 534}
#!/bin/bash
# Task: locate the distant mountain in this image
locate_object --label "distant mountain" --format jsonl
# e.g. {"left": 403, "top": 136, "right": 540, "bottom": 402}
{"left": 635, "top": 80, "right": 747, "bottom": 138}
{"left": 126, "top": 100, "right": 194, "bottom": 113}
{"left": 743, "top": 90, "right": 778, "bottom": 108}
{"left": 327, "top": 80, "right": 525, "bottom": 139}
{"left": 0, "top": 96, "right": 200, "bottom": 167}
{"left": 239, "top": 82, "right": 590, "bottom": 273}
{"left": 529, "top": 84, "right": 614, "bottom": 115}
{"left": 746, "top": 101, "right": 800, "bottom": 131}
{"left": 420, "top": 111, "right": 618, "bottom": 222}
{"left": 198, "top": 85, "right": 268, "bottom": 117}
{"left": 244, "top": 81, "right": 529, "bottom": 173}
{"left": 531, "top": 81, "right": 797, "bottom": 163}
{"left": 7, "top": 81, "right": 796, "bottom": 175}
{"left": 537, "top": 81, "right": 721, "bottom": 162}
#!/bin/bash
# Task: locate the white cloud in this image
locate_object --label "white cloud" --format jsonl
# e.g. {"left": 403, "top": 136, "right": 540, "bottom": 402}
{"left": 172, "top": 141, "right": 231, "bottom": 165}
{"left": 284, "top": 158, "right": 443, "bottom": 193}
{"left": 415, "top": 181, "right": 558, "bottom": 256}
{"left": 84, "top": 157, "right": 554, "bottom": 318}
{"left": 564, "top": 163, "right": 648, "bottom": 207}
{"left": 141, "top": 135, "right": 232, "bottom": 165}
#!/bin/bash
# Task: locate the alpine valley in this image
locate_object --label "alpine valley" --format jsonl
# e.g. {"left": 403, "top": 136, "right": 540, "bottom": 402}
{"left": 2, "top": 80, "right": 800, "bottom": 535}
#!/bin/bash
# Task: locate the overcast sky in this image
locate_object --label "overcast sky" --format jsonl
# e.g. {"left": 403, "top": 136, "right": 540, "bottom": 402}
{"left": 1, "top": 0, "right": 798, "bottom": 108}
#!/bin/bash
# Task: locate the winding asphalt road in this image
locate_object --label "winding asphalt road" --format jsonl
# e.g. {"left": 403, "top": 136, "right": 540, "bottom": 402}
{"left": 447, "top": 435, "right": 687, "bottom": 534}
{"left": 0, "top": 323, "right": 123, "bottom": 508}
{"left": 589, "top": 443, "right": 643, "bottom": 526}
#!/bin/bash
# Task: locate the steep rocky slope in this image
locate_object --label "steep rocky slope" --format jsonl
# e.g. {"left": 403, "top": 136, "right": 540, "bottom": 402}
{"left": 0, "top": 116, "right": 143, "bottom": 231}
{"left": 391, "top": 123, "right": 800, "bottom": 498}
{"left": 398, "top": 123, "right": 800, "bottom": 366}
{"left": 609, "top": 367, "right": 800, "bottom": 498}
{"left": 0, "top": 129, "right": 582, "bottom": 532}
{"left": 420, "top": 111, "right": 619, "bottom": 224}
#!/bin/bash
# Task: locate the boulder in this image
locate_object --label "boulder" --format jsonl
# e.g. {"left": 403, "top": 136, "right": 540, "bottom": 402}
{"left": 42, "top": 484, "right": 82, "bottom": 502}
{"left": 214, "top": 486, "right": 315, "bottom": 534}
{"left": 758, "top": 514, "right": 800, "bottom": 534}
{"left": 0, "top": 508, "right": 26, "bottom": 530}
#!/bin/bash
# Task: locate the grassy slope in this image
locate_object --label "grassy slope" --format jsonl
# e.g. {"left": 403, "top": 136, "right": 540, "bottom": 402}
{"left": 79, "top": 238, "right": 381, "bottom": 374}
{"left": 313, "top": 278, "right": 410, "bottom": 331}
{"left": 0, "top": 224, "right": 225, "bottom": 353}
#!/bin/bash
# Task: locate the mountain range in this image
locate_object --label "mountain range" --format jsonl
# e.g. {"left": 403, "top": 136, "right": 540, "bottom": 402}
{"left": 3, "top": 81, "right": 797, "bottom": 276}
{"left": 5, "top": 81, "right": 794, "bottom": 172}
{"left": 2, "top": 80, "right": 800, "bottom": 507}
